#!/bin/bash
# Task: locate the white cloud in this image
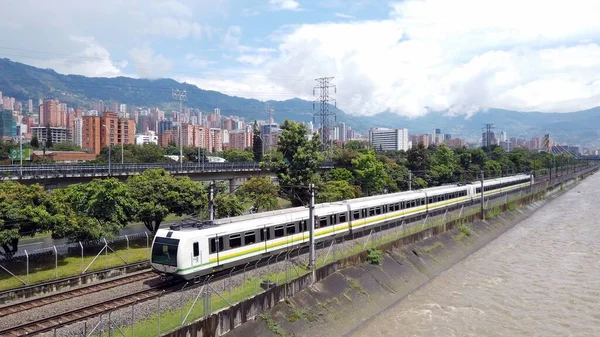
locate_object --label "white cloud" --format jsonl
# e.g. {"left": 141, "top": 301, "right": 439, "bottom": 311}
{"left": 145, "top": 17, "right": 205, "bottom": 39}
{"left": 334, "top": 13, "right": 355, "bottom": 19}
{"left": 258, "top": 0, "right": 600, "bottom": 116}
{"left": 184, "top": 54, "right": 215, "bottom": 68}
{"left": 222, "top": 25, "right": 242, "bottom": 48}
{"left": 269, "top": 0, "right": 301, "bottom": 11}
{"left": 180, "top": 72, "right": 293, "bottom": 101}
{"left": 128, "top": 45, "right": 173, "bottom": 78}
{"left": 32, "top": 36, "right": 123, "bottom": 77}
{"left": 236, "top": 54, "right": 270, "bottom": 66}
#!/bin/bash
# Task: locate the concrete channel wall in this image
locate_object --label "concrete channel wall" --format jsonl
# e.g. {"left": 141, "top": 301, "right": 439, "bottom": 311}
{"left": 163, "top": 167, "right": 598, "bottom": 337}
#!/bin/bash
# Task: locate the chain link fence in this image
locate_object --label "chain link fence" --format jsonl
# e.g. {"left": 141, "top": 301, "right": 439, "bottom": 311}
{"left": 0, "top": 233, "right": 151, "bottom": 291}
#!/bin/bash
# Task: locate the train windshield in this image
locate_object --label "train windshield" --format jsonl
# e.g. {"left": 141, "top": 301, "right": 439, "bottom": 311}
{"left": 152, "top": 237, "right": 179, "bottom": 266}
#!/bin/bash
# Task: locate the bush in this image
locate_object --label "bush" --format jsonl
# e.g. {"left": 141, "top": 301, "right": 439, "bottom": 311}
{"left": 366, "top": 248, "right": 383, "bottom": 265}
{"left": 457, "top": 223, "right": 472, "bottom": 236}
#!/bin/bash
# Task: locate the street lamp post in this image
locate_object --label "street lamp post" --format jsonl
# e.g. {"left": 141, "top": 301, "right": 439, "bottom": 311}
{"left": 102, "top": 124, "right": 112, "bottom": 175}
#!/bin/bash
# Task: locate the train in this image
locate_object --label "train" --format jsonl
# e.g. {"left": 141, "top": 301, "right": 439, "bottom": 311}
{"left": 150, "top": 174, "right": 533, "bottom": 281}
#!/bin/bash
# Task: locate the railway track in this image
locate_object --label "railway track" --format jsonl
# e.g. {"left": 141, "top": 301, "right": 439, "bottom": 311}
{"left": 0, "top": 271, "right": 157, "bottom": 318}
{"left": 0, "top": 171, "right": 590, "bottom": 336}
{"left": 0, "top": 282, "right": 182, "bottom": 337}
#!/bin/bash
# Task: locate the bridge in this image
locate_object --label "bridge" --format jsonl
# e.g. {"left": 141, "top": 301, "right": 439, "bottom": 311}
{"left": 550, "top": 145, "right": 600, "bottom": 160}
{"left": 0, "top": 162, "right": 335, "bottom": 190}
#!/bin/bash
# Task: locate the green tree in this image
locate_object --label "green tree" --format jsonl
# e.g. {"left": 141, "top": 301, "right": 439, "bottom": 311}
{"left": 430, "top": 144, "right": 458, "bottom": 185}
{"left": 52, "top": 179, "right": 135, "bottom": 242}
{"left": 127, "top": 168, "right": 207, "bottom": 233}
{"left": 484, "top": 160, "right": 502, "bottom": 178}
{"left": 407, "top": 142, "right": 431, "bottom": 173}
{"left": 326, "top": 167, "right": 355, "bottom": 184}
{"left": 0, "top": 182, "right": 63, "bottom": 256}
{"left": 352, "top": 150, "right": 388, "bottom": 195}
{"left": 344, "top": 140, "right": 367, "bottom": 152}
{"left": 220, "top": 149, "right": 254, "bottom": 162}
{"left": 30, "top": 135, "right": 39, "bottom": 148}
{"left": 316, "top": 180, "right": 361, "bottom": 203}
{"left": 45, "top": 124, "right": 53, "bottom": 149}
{"left": 214, "top": 193, "right": 245, "bottom": 219}
{"left": 237, "top": 177, "right": 279, "bottom": 212}
{"left": 252, "top": 121, "right": 263, "bottom": 162}
{"left": 270, "top": 120, "right": 324, "bottom": 206}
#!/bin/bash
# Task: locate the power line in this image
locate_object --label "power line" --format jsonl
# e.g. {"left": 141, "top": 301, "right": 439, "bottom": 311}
{"left": 313, "top": 77, "right": 336, "bottom": 154}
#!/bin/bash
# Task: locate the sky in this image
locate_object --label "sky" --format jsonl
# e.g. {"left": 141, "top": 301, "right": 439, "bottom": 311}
{"left": 2, "top": 0, "right": 600, "bottom": 117}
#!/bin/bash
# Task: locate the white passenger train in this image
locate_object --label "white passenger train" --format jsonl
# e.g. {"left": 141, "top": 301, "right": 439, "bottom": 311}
{"left": 151, "top": 174, "right": 532, "bottom": 280}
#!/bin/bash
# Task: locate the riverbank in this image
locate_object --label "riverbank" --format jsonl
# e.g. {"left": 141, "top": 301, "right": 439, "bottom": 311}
{"left": 213, "top": 171, "right": 596, "bottom": 337}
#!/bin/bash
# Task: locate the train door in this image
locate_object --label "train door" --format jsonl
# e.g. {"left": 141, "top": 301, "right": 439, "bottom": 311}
{"left": 192, "top": 241, "right": 200, "bottom": 266}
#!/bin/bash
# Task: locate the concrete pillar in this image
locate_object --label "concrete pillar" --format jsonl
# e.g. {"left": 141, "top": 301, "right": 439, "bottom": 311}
{"left": 229, "top": 178, "right": 246, "bottom": 193}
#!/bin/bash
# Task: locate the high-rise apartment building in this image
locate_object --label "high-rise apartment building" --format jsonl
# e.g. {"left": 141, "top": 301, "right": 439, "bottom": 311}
{"left": 229, "top": 128, "right": 253, "bottom": 150}
{"left": 73, "top": 118, "right": 83, "bottom": 148}
{"left": 31, "top": 126, "right": 72, "bottom": 145}
{"left": 82, "top": 116, "right": 101, "bottom": 154}
{"left": 81, "top": 112, "right": 135, "bottom": 154}
{"left": 369, "top": 128, "right": 409, "bottom": 151}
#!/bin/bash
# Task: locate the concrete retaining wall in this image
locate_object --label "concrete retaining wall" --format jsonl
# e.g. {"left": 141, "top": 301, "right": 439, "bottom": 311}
{"left": 162, "top": 167, "right": 597, "bottom": 337}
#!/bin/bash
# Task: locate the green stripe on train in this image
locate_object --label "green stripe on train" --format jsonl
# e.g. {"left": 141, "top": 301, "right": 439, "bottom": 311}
{"left": 176, "top": 183, "right": 528, "bottom": 273}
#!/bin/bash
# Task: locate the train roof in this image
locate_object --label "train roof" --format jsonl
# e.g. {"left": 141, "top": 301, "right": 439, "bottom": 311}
{"left": 159, "top": 173, "right": 531, "bottom": 238}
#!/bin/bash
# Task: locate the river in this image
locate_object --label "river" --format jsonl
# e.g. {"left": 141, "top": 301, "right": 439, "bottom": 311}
{"left": 350, "top": 173, "right": 600, "bottom": 337}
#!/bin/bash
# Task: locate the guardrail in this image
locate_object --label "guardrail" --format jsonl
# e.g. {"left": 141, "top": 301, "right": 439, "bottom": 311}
{"left": 0, "top": 161, "right": 336, "bottom": 180}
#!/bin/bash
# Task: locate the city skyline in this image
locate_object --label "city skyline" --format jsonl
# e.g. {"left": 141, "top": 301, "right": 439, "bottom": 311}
{"left": 1, "top": 89, "right": 594, "bottom": 158}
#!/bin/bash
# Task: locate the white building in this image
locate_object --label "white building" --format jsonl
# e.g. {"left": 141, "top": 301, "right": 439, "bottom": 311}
{"left": 73, "top": 118, "right": 83, "bottom": 147}
{"left": 135, "top": 131, "right": 158, "bottom": 145}
{"left": 369, "top": 128, "right": 409, "bottom": 151}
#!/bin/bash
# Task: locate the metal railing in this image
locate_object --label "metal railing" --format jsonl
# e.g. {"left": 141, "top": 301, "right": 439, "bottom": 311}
{"left": 0, "top": 161, "right": 336, "bottom": 180}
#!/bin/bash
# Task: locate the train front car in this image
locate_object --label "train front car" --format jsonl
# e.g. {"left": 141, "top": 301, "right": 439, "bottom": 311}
{"left": 150, "top": 228, "right": 183, "bottom": 277}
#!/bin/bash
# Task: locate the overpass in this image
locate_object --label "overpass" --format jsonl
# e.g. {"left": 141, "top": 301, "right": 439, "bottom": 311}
{"left": 0, "top": 161, "right": 335, "bottom": 190}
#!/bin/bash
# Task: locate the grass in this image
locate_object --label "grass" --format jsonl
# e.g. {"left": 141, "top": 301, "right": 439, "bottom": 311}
{"left": 0, "top": 245, "right": 149, "bottom": 291}
{"left": 422, "top": 241, "right": 443, "bottom": 253}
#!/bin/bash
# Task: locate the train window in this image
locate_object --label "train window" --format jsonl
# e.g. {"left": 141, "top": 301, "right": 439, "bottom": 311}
{"left": 375, "top": 207, "right": 381, "bottom": 215}
{"left": 286, "top": 224, "right": 296, "bottom": 235}
{"left": 193, "top": 242, "right": 199, "bottom": 257}
{"left": 339, "top": 213, "right": 347, "bottom": 223}
{"left": 210, "top": 239, "right": 216, "bottom": 254}
{"left": 245, "top": 231, "right": 256, "bottom": 245}
{"left": 319, "top": 217, "right": 328, "bottom": 228}
{"left": 274, "top": 225, "right": 284, "bottom": 238}
{"left": 394, "top": 203, "right": 400, "bottom": 211}
{"left": 369, "top": 208, "right": 375, "bottom": 216}
{"left": 209, "top": 237, "right": 223, "bottom": 253}
{"left": 353, "top": 211, "right": 360, "bottom": 220}
{"left": 421, "top": 198, "right": 426, "bottom": 205}
{"left": 229, "top": 234, "right": 242, "bottom": 249}
{"left": 411, "top": 200, "right": 416, "bottom": 207}
{"left": 428, "top": 197, "right": 433, "bottom": 204}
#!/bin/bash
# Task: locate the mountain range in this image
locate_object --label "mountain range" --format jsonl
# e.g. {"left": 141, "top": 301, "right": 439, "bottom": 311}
{"left": 0, "top": 58, "right": 598, "bottom": 147}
